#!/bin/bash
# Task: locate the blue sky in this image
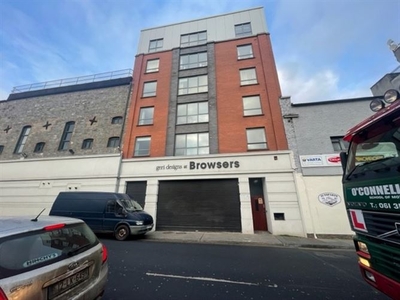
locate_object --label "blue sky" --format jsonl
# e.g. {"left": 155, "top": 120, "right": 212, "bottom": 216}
{"left": 0, "top": 0, "right": 399, "bottom": 103}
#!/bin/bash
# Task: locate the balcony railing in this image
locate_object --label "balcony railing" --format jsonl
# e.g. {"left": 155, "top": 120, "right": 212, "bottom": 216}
{"left": 11, "top": 69, "right": 133, "bottom": 94}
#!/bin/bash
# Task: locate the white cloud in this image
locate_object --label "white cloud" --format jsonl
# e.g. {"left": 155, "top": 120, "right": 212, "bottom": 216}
{"left": 278, "top": 63, "right": 372, "bottom": 104}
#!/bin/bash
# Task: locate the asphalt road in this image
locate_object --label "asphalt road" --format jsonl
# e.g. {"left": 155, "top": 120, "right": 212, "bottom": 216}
{"left": 100, "top": 238, "right": 389, "bottom": 300}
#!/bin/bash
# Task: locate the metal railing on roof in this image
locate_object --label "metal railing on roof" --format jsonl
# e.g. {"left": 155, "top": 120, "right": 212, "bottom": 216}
{"left": 11, "top": 69, "right": 133, "bottom": 94}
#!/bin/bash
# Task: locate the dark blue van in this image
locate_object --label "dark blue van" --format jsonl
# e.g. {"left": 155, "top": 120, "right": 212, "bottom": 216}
{"left": 49, "top": 191, "right": 154, "bottom": 241}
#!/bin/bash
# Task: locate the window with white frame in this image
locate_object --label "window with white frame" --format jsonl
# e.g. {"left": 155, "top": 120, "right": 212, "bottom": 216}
{"left": 134, "top": 136, "right": 151, "bottom": 156}
{"left": 330, "top": 136, "right": 349, "bottom": 151}
{"left": 143, "top": 81, "right": 157, "bottom": 97}
{"left": 178, "top": 75, "right": 208, "bottom": 95}
{"left": 177, "top": 102, "right": 209, "bottom": 125}
{"left": 246, "top": 128, "right": 267, "bottom": 150}
{"left": 240, "top": 68, "right": 257, "bottom": 85}
{"left": 149, "top": 39, "right": 163, "bottom": 52}
{"left": 180, "top": 52, "right": 207, "bottom": 70}
{"left": 243, "top": 95, "right": 262, "bottom": 116}
{"left": 138, "top": 107, "right": 154, "bottom": 125}
{"left": 14, "top": 125, "right": 31, "bottom": 154}
{"left": 180, "top": 31, "right": 207, "bottom": 47}
{"left": 237, "top": 44, "right": 253, "bottom": 59}
{"left": 235, "top": 23, "right": 252, "bottom": 37}
{"left": 146, "top": 59, "right": 159, "bottom": 73}
{"left": 175, "top": 133, "right": 209, "bottom": 156}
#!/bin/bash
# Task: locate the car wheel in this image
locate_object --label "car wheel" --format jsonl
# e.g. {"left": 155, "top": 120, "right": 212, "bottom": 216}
{"left": 115, "top": 225, "right": 129, "bottom": 241}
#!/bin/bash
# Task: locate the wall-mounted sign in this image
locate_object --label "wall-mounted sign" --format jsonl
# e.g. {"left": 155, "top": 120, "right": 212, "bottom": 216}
{"left": 318, "top": 193, "right": 341, "bottom": 207}
{"left": 155, "top": 160, "right": 240, "bottom": 172}
{"left": 300, "top": 154, "right": 341, "bottom": 167}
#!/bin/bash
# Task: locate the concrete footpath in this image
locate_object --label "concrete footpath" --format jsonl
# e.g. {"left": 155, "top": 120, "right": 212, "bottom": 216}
{"left": 143, "top": 231, "right": 355, "bottom": 250}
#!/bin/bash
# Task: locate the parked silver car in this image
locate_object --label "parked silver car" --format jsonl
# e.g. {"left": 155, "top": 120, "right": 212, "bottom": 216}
{"left": 0, "top": 215, "right": 108, "bottom": 300}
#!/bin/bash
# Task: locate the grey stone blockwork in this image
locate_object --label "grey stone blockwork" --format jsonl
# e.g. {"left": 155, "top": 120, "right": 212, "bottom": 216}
{"left": 0, "top": 82, "right": 132, "bottom": 160}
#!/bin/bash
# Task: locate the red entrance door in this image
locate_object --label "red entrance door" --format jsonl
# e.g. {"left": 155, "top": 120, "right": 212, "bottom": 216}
{"left": 251, "top": 195, "right": 268, "bottom": 231}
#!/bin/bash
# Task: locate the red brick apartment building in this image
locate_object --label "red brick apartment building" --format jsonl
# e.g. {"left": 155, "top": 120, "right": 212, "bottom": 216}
{"left": 119, "top": 7, "right": 305, "bottom": 237}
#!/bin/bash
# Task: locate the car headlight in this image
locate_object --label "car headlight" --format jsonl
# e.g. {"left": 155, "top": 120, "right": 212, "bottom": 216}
{"left": 136, "top": 221, "right": 144, "bottom": 226}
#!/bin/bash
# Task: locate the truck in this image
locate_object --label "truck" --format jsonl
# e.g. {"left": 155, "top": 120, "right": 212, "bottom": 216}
{"left": 340, "top": 88, "right": 400, "bottom": 299}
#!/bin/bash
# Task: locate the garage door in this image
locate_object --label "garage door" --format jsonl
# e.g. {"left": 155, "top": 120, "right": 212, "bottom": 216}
{"left": 126, "top": 181, "right": 147, "bottom": 208}
{"left": 157, "top": 179, "right": 241, "bottom": 232}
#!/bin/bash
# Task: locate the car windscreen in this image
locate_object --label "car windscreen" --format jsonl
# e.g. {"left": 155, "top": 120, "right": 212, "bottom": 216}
{"left": 117, "top": 199, "right": 143, "bottom": 212}
{"left": 0, "top": 222, "right": 98, "bottom": 279}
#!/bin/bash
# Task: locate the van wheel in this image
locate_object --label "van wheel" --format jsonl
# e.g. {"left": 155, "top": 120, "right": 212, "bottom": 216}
{"left": 115, "top": 225, "right": 129, "bottom": 241}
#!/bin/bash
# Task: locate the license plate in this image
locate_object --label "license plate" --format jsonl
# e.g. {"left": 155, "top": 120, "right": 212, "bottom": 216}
{"left": 48, "top": 267, "right": 89, "bottom": 299}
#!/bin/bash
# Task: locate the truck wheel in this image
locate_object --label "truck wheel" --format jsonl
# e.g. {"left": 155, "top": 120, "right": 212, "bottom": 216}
{"left": 115, "top": 225, "right": 129, "bottom": 241}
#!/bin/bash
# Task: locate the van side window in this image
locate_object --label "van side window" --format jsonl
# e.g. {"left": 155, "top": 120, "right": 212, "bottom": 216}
{"left": 106, "top": 200, "right": 116, "bottom": 213}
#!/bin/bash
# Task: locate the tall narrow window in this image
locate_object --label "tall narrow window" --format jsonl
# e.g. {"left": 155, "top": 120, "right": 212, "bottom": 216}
{"left": 146, "top": 59, "right": 160, "bottom": 73}
{"left": 178, "top": 75, "right": 208, "bottom": 95}
{"left": 235, "top": 23, "right": 252, "bottom": 37}
{"left": 180, "top": 31, "right": 207, "bottom": 47}
{"left": 34, "top": 142, "right": 45, "bottom": 153}
{"left": 14, "top": 126, "right": 31, "bottom": 154}
{"left": 246, "top": 128, "right": 267, "bottom": 150}
{"left": 177, "top": 102, "right": 209, "bottom": 124}
{"left": 180, "top": 52, "right": 207, "bottom": 69}
{"left": 240, "top": 68, "right": 257, "bottom": 85}
{"left": 111, "top": 116, "right": 123, "bottom": 124}
{"left": 0, "top": 145, "right": 4, "bottom": 155}
{"left": 149, "top": 39, "right": 163, "bottom": 52}
{"left": 143, "top": 81, "right": 157, "bottom": 97}
{"left": 243, "top": 96, "right": 262, "bottom": 116}
{"left": 237, "top": 44, "right": 253, "bottom": 59}
{"left": 82, "top": 139, "right": 93, "bottom": 149}
{"left": 138, "top": 107, "right": 154, "bottom": 125}
{"left": 330, "top": 136, "right": 349, "bottom": 151}
{"left": 59, "top": 122, "right": 75, "bottom": 151}
{"left": 175, "top": 133, "right": 209, "bottom": 156}
{"left": 134, "top": 137, "right": 151, "bottom": 156}
{"left": 107, "top": 137, "right": 120, "bottom": 148}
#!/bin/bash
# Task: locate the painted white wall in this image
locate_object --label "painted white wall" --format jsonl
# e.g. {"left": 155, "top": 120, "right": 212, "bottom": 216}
{"left": 119, "top": 152, "right": 304, "bottom": 236}
{"left": 0, "top": 154, "right": 121, "bottom": 216}
{"left": 296, "top": 174, "right": 353, "bottom": 236}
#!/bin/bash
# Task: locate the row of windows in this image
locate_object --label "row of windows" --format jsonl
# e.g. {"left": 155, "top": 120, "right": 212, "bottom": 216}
{"left": 143, "top": 67, "right": 257, "bottom": 98}
{"left": 0, "top": 134, "right": 351, "bottom": 157}
{"left": 133, "top": 128, "right": 267, "bottom": 157}
{"left": 0, "top": 136, "right": 120, "bottom": 156}
{"left": 10, "top": 119, "right": 123, "bottom": 155}
{"left": 137, "top": 95, "right": 263, "bottom": 128}
{"left": 148, "top": 22, "right": 252, "bottom": 52}
{"left": 145, "top": 44, "right": 253, "bottom": 74}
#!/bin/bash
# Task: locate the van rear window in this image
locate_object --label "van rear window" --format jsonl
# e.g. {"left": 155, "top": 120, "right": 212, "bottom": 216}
{"left": 0, "top": 223, "right": 98, "bottom": 279}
